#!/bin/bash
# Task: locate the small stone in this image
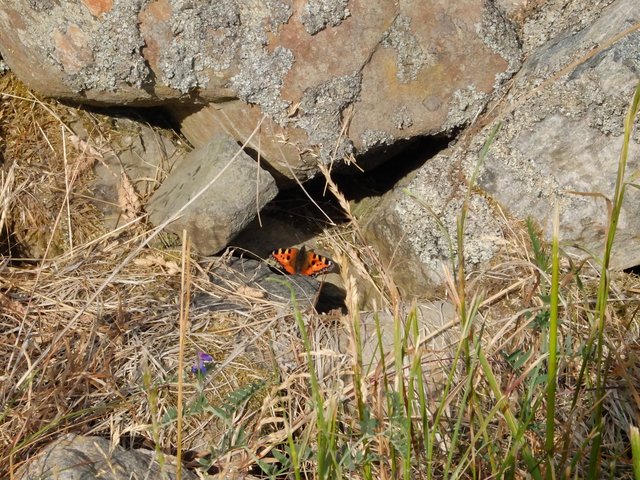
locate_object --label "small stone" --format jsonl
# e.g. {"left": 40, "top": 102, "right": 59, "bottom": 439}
{"left": 147, "top": 134, "right": 278, "bottom": 254}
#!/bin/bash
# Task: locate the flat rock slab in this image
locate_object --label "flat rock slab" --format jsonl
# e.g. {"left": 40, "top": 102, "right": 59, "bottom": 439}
{"left": 147, "top": 134, "right": 278, "bottom": 254}
{"left": 349, "top": 301, "right": 457, "bottom": 374}
{"left": 194, "top": 256, "right": 325, "bottom": 312}
{"left": 17, "top": 433, "right": 197, "bottom": 480}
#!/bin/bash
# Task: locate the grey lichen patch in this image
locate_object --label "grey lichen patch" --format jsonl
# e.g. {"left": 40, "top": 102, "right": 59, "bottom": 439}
{"left": 27, "top": 0, "right": 56, "bottom": 12}
{"left": 264, "top": 0, "right": 293, "bottom": 31}
{"left": 508, "top": 0, "right": 639, "bottom": 138}
{"left": 443, "top": 84, "right": 488, "bottom": 132}
{"left": 521, "top": 0, "right": 615, "bottom": 54}
{"left": 66, "top": 0, "right": 150, "bottom": 92}
{"left": 361, "top": 129, "right": 394, "bottom": 149}
{"left": 603, "top": 31, "right": 640, "bottom": 75}
{"left": 395, "top": 154, "right": 502, "bottom": 282}
{"left": 301, "top": 0, "right": 350, "bottom": 35}
{"left": 231, "top": 46, "right": 294, "bottom": 117}
{"left": 574, "top": 31, "right": 640, "bottom": 137}
{"left": 296, "top": 73, "right": 362, "bottom": 162}
{"left": 478, "top": 1, "right": 522, "bottom": 87}
{"left": 508, "top": 33, "right": 639, "bottom": 140}
{"left": 392, "top": 105, "right": 413, "bottom": 130}
{"left": 159, "top": 1, "right": 241, "bottom": 92}
{"left": 382, "top": 14, "right": 432, "bottom": 83}
{"left": 228, "top": 1, "right": 295, "bottom": 117}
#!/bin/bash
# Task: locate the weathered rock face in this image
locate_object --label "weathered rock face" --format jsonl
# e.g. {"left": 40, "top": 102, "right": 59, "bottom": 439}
{"left": 355, "top": 0, "right": 640, "bottom": 293}
{"left": 476, "top": 0, "right": 640, "bottom": 269}
{"left": 147, "top": 134, "right": 278, "bottom": 254}
{"left": 0, "top": 0, "right": 520, "bottom": 180}
{"left": 360, "top": 149, "right": 504, "bottom": 294}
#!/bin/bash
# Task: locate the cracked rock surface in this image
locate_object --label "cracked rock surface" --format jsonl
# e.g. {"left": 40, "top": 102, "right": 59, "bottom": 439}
{"left": 0, "top": 0, "right": 519, "bottom": 179}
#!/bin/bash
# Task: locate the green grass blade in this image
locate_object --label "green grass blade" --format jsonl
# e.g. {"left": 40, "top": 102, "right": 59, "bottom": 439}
{"left": 526, "top": 216, "right": 550, "bottom": 276}
{"left": 631, "top": 426, "right": 640, "bottom": 480}
{"left": 286, "top": 285, "right": 331, "bottom": 477}
{"left": 545, "top": 205, "right": 560, "bottom": 478}
{"left": 587, "top": 81, "right": 640, "bottom": 478}
{"left": 478, "top": 347, "right": 542, "bottom": 479}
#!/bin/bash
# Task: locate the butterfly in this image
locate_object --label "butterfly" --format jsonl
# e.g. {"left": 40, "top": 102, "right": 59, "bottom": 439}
{"left": 271, "top": 245, "right": 334, "bottom": 276}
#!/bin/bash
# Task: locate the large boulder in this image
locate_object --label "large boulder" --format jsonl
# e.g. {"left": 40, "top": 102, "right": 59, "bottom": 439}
{"left": 0, "top": 0, "right": 521, "bottom": 179}
{"left": 478, "top": 0, "right": 640, "bottom": 269}
{"left": 356, "top": 0, "right": 640, "bottom": 293}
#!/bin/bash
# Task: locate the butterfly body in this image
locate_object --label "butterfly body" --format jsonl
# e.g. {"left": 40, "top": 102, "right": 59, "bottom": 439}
{"left": 271, "top": 245, "right": 334, "bottom": 276}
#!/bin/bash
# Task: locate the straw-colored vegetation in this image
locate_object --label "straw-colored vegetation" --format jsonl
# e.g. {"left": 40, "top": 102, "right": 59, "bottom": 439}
{"left": 1, "top": 71, "right": 639, "bottom": 479}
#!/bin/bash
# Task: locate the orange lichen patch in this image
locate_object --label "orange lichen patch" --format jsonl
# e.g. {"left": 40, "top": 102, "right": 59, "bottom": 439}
{"left": 139, "top": 0, "right": 173, "bottom": 73}
{"left": 52, "top": 24, "right": 93, "bottom": 74}
{"left": 82, "top": 0, "right": 113, "bottom": 17}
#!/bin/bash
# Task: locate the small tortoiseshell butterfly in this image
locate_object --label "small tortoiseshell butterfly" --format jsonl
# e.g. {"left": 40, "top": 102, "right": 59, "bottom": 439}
{"left": 271, "top": 245, "right": 334, "bottom": 276}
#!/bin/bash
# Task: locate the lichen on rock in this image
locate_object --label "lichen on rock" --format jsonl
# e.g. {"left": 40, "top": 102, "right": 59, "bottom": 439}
{"left": 65, "top": 0, "right": 150, "bottom": 92}
{"left": 231, "top": 45, "right": 294, "bottom": 117}
{"left": 296, "top": 73, "right": 362, "bottom": 163}
{"left": 301, "top": 0, "right": 351, "bottom": 35}
{"left": 382, "top": 14, "right": 432, "bottom": 83}
{"left": 159, "top": 0, "right": 241, "bottom": 92}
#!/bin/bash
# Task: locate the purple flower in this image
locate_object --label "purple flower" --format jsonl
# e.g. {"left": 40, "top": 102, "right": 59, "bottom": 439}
{"left": 191, "top": 351, "right": 214, "bottom": 374}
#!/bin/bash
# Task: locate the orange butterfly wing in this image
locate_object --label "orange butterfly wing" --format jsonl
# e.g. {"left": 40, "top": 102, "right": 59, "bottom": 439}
{"left": 271, "top": 248, "right": 299, "bottom": 275}
{"left": 299, "top": 251, "right": 333, "bottom": 276}
{"left": 271, "top": 247, "right": 334, "bottom": 276}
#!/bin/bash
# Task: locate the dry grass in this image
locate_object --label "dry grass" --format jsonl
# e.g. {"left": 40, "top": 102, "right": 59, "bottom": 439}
{"left": 0, "top": 76, "right": 106, "bottom": 259}
{"left": 1, "top": 71, "right": 639, "bottom": 479}
{"left": 0, "top": 74, "right": 282, "bottom": 476}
